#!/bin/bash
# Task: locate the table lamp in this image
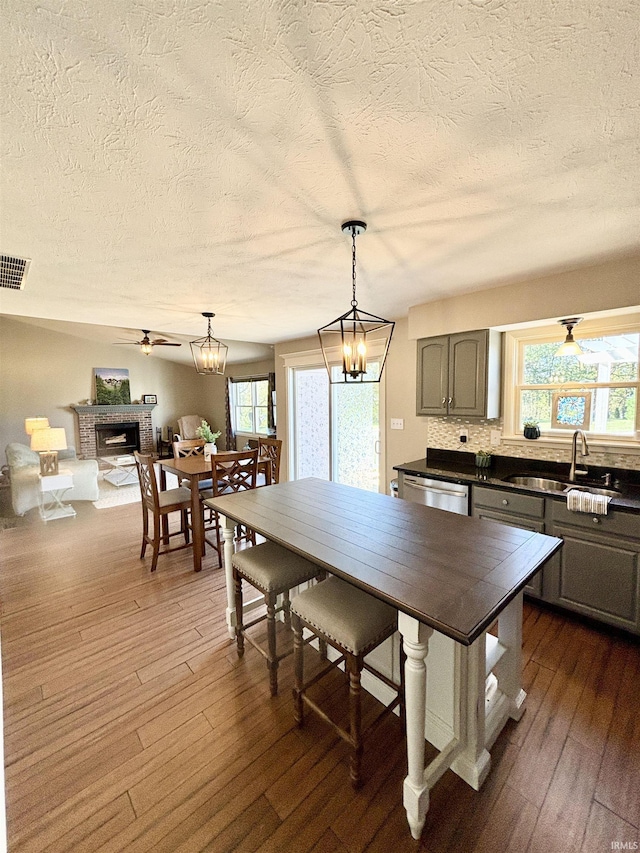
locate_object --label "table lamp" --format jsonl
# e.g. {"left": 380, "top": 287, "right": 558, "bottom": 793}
{"left": 30, "top": 427, "right": 67, "bottom": 476}
{"left": 25, "top": 417, "right": 50, "bottom": 435}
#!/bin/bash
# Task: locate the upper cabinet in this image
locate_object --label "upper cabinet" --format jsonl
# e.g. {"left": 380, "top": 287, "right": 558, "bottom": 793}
{"left": 416, "top": 329, "right": 502, "bottom": 418}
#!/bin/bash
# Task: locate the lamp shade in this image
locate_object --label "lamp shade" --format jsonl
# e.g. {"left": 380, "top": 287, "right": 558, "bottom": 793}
{"left": 25, "top": 417, "right": 49, "bottom": 435}
{"left": 30, "top": 427, "right": 67, "bottom": 452}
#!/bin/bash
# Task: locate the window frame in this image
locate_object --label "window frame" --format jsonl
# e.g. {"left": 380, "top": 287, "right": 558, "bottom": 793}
{"left": 502, "top": 314, "right": 640, "bottom": 451}
{"left": 230, "top": 376, "right": 270, "bottom": 437}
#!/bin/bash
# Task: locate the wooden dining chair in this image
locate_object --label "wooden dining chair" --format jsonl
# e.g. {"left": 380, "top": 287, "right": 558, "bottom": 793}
{"left": 134, "top": 452, "right": 193, "bottom": 572}
{"left": 173, "top": 439, "right": 206, "bottom": 459}
{"left": 257, "top": 436, "right": 282, "bottom": 485}
{"left": 201, "top": 448, "right": 259, "bottom": 559}
{"left": 173, "top": 439, "right": 214, "bottom": 489}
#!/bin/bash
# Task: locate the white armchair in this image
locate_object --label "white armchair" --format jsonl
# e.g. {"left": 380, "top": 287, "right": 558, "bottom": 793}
{"left": 176, "top": 415, "right": 205, "bottom": 440}
{"left": 5, "top": 443, "right": 99, "bottom": 516}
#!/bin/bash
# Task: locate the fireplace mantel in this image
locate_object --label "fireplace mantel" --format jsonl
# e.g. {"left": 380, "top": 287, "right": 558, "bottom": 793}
{"left": 71, "top": 405, "right": 156, "bottom": 459}
{"left": 71, "top": 404, "right": 156, "bottom": 415}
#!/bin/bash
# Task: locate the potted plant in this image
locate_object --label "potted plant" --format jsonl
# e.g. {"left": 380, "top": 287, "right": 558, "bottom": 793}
{"left": 523, "top": 420, "right": 541, "bottom": 440}
{"left": 475, "top": 450, "right": 492, "bottom": 468}
{"left": 196, "top": 420, "right": 221, "bottom": 459}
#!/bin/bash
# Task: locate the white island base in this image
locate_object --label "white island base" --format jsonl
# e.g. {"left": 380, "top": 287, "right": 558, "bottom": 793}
{"left": 218, "top": 518, "right": 526, "bottom": 840}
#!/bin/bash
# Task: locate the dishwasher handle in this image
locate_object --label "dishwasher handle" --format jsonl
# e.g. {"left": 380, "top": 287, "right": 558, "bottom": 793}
{"left": 403, "top": 479, "right": 468, "bottom": 498}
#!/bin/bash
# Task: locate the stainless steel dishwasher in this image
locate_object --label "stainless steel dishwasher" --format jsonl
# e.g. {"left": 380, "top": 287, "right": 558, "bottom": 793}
{"left": 400, "top": 473, "right": 470, "bottom": 515}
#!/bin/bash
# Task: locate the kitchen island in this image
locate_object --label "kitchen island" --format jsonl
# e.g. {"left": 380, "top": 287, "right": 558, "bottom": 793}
{"left": 205, "top": 477, "right": 562, "bottom": 839}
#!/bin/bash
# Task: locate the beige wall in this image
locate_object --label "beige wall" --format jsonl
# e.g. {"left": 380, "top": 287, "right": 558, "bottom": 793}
{"left": 408, "top": 252, "right": 640, "bottom": 339}
{"left": 276, "top": 254, "right": 640, "bottom": 487}
{"left": 1, "top": 316, "right": 228, "bottom": 456}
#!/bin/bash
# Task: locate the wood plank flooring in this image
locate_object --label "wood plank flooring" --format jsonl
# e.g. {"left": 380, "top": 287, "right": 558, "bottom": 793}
{"left": 1, "top": 501, "right": 639, "bottom": 852}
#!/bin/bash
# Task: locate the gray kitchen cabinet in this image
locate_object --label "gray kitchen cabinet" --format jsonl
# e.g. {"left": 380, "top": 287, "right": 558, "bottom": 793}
{"left": 472, "top": 486, "right": 546, "bottom": 597}
{"left": 547, "top": 503, "right": 640, "bottom": 634}
{"left": 416, "top": 329, "right": 501, "bottom": 418}
{"left": 472, "top": 483, "right": 640, "bottom": 634}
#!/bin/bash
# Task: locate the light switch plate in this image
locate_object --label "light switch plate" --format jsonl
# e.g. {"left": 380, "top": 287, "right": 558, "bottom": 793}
{"left": 390, "top": 418, "right": 404, "bottom": 430}
{"left": 490, "top": 429, "right": 502, "bottom": 446}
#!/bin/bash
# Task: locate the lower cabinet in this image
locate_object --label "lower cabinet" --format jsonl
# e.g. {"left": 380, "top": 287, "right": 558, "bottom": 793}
{"left": 473, "top": 484, "right": 640, "bottom": 636}
{"left": 547, "top": 503, "right": 640, "bottom": 634}
{"left": 472, "top": 487, "right": 546, "bottom": 597}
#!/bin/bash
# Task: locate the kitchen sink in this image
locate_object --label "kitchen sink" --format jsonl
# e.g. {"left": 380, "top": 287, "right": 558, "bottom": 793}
{"left": 502, "top": 474, "right": 620, "bottom": 498}
{"left": 503, "top": 475, "right": 568, "bottom": 492}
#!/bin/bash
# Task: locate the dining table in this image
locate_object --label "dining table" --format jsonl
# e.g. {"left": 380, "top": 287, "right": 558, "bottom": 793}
{"left": 158, "top": 452, "right": 272, "bottom": 572}
{"left": 204, "top": 476, "right": 563, "bottom": 840}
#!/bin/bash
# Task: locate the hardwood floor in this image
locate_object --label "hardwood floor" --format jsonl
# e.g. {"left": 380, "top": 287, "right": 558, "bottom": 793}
{"left": 1, "top": 501, "right": 639, "bottom": 852}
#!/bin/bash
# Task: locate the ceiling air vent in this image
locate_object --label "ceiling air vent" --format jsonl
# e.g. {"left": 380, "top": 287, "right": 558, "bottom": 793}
{"left": 0, "top": 255, "right": 31, "bottom": 290}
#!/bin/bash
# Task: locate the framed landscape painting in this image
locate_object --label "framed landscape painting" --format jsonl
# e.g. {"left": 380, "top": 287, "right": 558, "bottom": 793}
{"left": 94, "top": 368, "right": 131, "bottom": 405}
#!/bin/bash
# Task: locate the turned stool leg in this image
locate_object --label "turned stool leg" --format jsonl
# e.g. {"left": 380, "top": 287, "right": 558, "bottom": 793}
{"left": 234, "top": 569, "right": 244, "bottom": 657}
{"left": 292, "top": 612, "right": 304, "bottom": 726}
{"left": 347, "top": 653, "right": 363, "bottom": 789}
{"left": 266, "top": 591, "right": 279, "bottom": 696}
{"left": 282, "top": 590, "right": 292, "bottom": 627}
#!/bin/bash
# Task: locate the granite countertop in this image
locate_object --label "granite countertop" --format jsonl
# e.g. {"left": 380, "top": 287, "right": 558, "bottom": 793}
{"left": 394, "top": 449, "right": 640, "bottom": 513}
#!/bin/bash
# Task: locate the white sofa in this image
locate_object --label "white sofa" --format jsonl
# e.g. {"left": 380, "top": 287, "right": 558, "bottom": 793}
{"left": 5, "top": 443, "right": 100, "bottom": 516}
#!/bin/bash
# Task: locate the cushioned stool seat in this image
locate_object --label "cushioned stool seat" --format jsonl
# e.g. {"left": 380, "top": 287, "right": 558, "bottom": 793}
{"left": 291, "top": 575, "right": 403, "bottom": 788}
{"left": 232, "top": 541, "right": 321, "bottom": 696}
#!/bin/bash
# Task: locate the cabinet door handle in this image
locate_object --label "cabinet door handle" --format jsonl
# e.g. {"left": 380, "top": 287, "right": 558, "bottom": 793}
{"left": 442, "top": 398, "right": 446, "bottom": 406}
{"left": 448, "top": 397, "right": 453, "bottom": 406}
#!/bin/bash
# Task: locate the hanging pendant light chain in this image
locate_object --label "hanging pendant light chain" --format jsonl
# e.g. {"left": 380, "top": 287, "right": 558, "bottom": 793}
{"left": 351, "top": 227, "right": 358, "bottom": 308}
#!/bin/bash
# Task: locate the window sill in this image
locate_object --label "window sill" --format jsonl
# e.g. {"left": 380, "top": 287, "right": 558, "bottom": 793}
{"left": 502, "top": 435, "right": 640, "bottom": 456}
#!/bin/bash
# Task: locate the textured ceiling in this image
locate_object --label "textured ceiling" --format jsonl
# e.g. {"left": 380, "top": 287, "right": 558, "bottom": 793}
{"left": 1, "top": 0, "right": 639, "bottom": 359}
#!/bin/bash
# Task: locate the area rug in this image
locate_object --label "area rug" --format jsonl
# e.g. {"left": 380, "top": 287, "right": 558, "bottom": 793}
{"left": 92, "top": 469, "right": 179, "bottom": 509}
{"left": 92, "top": 480, "right": 141, "bottom": 509}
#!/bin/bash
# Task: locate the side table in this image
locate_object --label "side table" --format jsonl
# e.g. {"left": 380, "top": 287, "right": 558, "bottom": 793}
{"left": 39, "top": 470, "right": 76, "bottom": 521}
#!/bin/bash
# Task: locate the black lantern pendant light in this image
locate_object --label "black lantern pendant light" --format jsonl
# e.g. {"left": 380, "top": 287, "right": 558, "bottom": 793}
{"left": 318, "top": 220, "right": 394, "bottom": 384}
{"left": 190, "top": 312, "right": 228, "bottom": 375}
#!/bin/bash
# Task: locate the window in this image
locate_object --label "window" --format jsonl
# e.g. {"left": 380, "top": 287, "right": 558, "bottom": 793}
{"left": 231, "top": 378, "right": 269, "bottom": 435}
{"left": 504, "top": 318, "right": 640, "bottom": 442}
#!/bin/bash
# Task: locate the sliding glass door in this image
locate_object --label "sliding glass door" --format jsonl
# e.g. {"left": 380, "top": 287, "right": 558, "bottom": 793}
{"left": 290, "top": 361, "right": 382, "bottom": 492}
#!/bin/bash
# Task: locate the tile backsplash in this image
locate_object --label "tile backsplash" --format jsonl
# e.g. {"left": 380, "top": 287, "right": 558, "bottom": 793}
{"left": 426, "top": 417, "right": 640, "bottom": 472}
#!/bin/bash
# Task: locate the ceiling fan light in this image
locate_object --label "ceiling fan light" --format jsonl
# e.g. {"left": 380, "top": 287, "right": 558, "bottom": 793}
{"left": 141, "top": 341, "right": 153, "bottom": 355}
{"left": 190, "top": 312, "right": 228, "bottom": 375}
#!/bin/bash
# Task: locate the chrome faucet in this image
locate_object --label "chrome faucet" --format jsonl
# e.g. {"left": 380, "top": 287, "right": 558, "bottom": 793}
{"left": 569, "top": 429, "right": 589, "bottom": 481}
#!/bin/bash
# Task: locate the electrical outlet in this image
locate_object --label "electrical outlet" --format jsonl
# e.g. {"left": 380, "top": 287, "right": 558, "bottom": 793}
{"left": 459, "top": 428, "right": 469, "bottom": 443}
{"left": 490, "top": 429, "right": 502, "bottom": 447}
{"left": 390, "top": 418, "right": 404, "bottom": 430}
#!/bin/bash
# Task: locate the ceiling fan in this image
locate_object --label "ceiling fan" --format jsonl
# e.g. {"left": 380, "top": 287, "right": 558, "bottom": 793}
{"left": 114, "top": 330, "right": 182, "bottom": 355}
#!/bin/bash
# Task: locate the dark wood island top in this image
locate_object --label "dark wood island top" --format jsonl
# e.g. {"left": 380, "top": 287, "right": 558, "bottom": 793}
{"left": 206, "top": 477, "right": 562, "bottom": 645}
